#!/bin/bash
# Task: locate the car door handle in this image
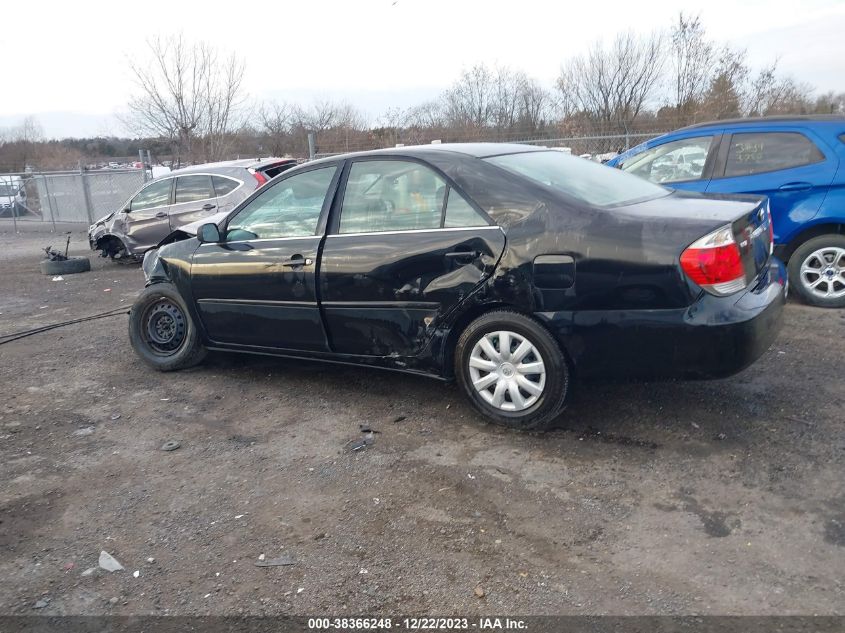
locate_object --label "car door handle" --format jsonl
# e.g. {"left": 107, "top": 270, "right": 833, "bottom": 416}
{"left": 155, "top": 211, "right": 167, "bottom": 218}
{"left": 778, "top": 182, "right": 812, "bottom": 191}
{"left": 281, "top": 256, "right": 313, "bottom": 267}
{"left": 202, "top": 203, "right": 216, "bottom": 211}
{"left": 444, "top": 250, "right": 480, "bottom": 260}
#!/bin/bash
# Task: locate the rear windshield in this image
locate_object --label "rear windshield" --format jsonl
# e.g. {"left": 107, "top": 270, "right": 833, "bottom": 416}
{"left": 485, "top": 150, "right": 668, "bottom": 207}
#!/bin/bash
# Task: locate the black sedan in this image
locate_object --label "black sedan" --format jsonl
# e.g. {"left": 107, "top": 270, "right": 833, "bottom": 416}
{"left": 131, "top": 144, "right": 786, "bottom": 430}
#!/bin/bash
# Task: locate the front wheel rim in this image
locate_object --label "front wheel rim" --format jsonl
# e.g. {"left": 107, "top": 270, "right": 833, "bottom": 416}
{"left": 468, "top": 330, "right": 546, "bottom": 412}
{"left": 141, "top": 298, "right": 187, "bottom": 356}
{"left": 800, "top": 246, "right": 845, "bottom": 300}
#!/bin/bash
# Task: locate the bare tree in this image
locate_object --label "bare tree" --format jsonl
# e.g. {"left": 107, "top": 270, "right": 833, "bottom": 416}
{"left": 0, "top": 116, "right": 43, "bottom": 171}
{"left": 557, "top": 31, "right": 665, "bottom": 134}
{"left": 444, "top": 65, "right": 496, "bottom": 129}
{"left": 126, "top": 34, "right": 247, "bottom": 164}
{"left": 258, "top": 101, "right": 294, "bottom": 155}
{"left": 292, "top": 100, "right": 367, "bottom": 132}
{"left": 813, "top": 91, "right": 845, "bottom": 114}
{"left": 746, "top": 61, "right": 813, "bottom": 116}
{"left": 699, "top": 46, "right": 749, "bottom": 119}
{"left": 669, "top": 12, "right": 713, "bottom": 118}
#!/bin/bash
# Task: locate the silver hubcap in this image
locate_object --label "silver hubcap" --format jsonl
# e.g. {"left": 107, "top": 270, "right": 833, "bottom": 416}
{"left": 800, "top": 247, "right": 845, "bottom": 299}
{"left": 468, "top": 330, "right": 546, "bottom": 412}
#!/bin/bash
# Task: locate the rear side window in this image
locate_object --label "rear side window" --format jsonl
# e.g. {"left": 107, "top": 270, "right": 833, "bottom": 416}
{"left": 486, "top": 151, "right": 668, "bottom": 207}
{"left": 339, "top": 161, "right": 447, "bottom": 233}
{"left": 174, "top": 175, "right": 214, "bottom": 203}
{"left": 212, "top": 175, "right": 240, "bottom": 196}
{"left": 443, "top": 189, "right": 487, "bottom": 228}
{"left": 723, "top": 132, "right": 824, "bottom": 177}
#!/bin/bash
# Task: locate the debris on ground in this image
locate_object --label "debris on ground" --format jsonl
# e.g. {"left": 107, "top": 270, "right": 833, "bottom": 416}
{"left": 255, "top": 554, "right": 296, "bottom": 567}
{"left": 133, "top": 570, "right": 140, "bottom": 578}
{"left": 345, "top": 427, "right": 376, "bottom": 452}
{"left": 110, "top": 414, "right": 121, "bottom": 421}
{"left": 98, "top": 551, "right": 124, "bottom": 572}
{"left": 33, "top": 598, "right": 50, "bottom": 609}
{"left": 72, "top": 426, "right": 95, "bottom": 437}
{"left": 358, "top": 424, "right": 381, "bottom": 434}
{"left": 81, "top": 567, "right": 97, "bottom": 577}
{"left": 146, "top": 558, "right": 155, "bottom": 564}
{"left": 63, "top": 562, "right": 75, "bottom": 571}
{"left": 160, "top": 440, "right": 181, "bottom": 452}
{"left": 390, "top": 415, "right": 407, "bottom": 424}
{"left": 474, "top": 585, "right": 485, "bottom": 598}
{"left": 51, "top": 276, "right": 64, "bottom": 282}
{"left": 43, "top": 244, "right": 69, "bottom": 262}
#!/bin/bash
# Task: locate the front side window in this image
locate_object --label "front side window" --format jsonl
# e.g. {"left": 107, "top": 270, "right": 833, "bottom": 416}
{"left": 225, "top": 167, "right": 336, "bottom": 240}
{"left": 175, "top": 175, "right": 214, "bottom": 204}
{"left": 620, "top": 136, "right": 713, "bottom": 183}
{"left": 130, "top": 178, "right": 172, "bottom": 211}
{"left": 723, "top": 132, "right": 824, "bottom": 177}
{"left": 339, "top": 161, "right": 447, "bottom": 234}
{"left": 487, "top": 151, "right": 668, "bottom": 207}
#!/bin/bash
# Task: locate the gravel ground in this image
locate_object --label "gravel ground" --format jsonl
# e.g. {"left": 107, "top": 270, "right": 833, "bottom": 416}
{"left": 0, "top": 229, "right": 843, "bottom": 616}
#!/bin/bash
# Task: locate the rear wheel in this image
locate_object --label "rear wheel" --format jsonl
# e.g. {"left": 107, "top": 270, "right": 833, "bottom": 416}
{"left": 788, "top": 235, "right": 845, "bottom": 308}
{"left": 455, "top": 310, "right": 569, "bottom": 431}
{"left": 129, "top": 283, "right": 207, "bottom": 371}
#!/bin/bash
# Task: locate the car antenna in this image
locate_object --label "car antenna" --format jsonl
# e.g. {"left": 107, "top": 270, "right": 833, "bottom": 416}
{"left": 64, "top": 232, "right": 72, "bottom": 258}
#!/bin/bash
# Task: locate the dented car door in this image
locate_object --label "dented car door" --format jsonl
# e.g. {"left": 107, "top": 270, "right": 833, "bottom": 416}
{"left": 319, "top": 158, "right": 505, "bottom": 357}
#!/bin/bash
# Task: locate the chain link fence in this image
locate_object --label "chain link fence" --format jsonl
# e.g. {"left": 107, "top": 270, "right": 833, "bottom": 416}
{"left": 0, "top": 169, "right": 145, "bottom": 232}
{"left": 0, "top": 129, "right": 671, "bottom": 234}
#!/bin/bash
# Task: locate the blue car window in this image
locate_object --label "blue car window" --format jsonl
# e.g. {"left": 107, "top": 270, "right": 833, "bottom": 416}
{"left": 724, "top": 132, "right": 824, "bottom": 177}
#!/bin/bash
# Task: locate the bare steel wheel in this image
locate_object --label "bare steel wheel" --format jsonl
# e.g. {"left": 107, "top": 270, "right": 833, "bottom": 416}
{"left": 129, "top": 283, "right": 207, "bottom": 371}
{"left": 789, "top": 235, "right": 845, "bottom": 308}
{"left": 141, "top": 299, "right": 188, "bottom": 356}
{"left": 469, "top": 331, "right": 546, "bottom": 412}
{"left": 455, "top": 310, "right": 569, "bottom": 431}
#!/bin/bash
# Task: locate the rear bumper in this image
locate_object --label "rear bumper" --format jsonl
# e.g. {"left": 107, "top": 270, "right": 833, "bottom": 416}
{"left": 537, "top": 258, "right": 787, "bottom": 380}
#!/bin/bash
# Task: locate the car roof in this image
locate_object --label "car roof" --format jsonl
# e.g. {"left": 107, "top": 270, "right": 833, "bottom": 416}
{"left": 305, "top": 143, "right": 547, "bottom": 167}
{"left": 678, "top": 114, "right": 845, "bottom": 131}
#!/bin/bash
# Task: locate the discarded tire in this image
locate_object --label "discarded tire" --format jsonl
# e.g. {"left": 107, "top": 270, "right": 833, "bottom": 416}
{"left": 40, "top": 257, "right": 91, "bottom": 275}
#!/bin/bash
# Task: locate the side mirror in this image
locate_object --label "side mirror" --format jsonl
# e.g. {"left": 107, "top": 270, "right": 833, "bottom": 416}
{"left": 197, "top": 223, "right": 222, "bottom": 244}
{"left": 123, "top": 207, "right": 131, "bottom": 213}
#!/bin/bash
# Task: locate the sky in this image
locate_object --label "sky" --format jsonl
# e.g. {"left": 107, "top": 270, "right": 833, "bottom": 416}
{"left": 1, "top": 0, "right": 844, "bottom": 138}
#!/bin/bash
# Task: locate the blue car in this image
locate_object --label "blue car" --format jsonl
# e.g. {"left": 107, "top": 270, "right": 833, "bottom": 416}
{"left": 607, "top": 115, "right": 845, "bottom": 307}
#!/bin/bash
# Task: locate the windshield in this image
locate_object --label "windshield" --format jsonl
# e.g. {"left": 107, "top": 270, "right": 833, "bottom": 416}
{"left": 0, "top": 184, "right": 17, "bottom": 197}
{"left": 485, "top": 150, "right": 668, "bottom": 207}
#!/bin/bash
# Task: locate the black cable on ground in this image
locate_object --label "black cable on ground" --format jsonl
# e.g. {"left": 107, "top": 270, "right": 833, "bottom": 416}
{"left": 0, "top": 307, "right": 130, "bottom": 346}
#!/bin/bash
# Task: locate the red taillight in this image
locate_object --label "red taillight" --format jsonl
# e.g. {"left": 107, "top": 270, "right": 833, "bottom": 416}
{"left": 680, "top": 225, "right": 747, "bottom": 296}
{"left": 252, "top": 171, "right": 268, "bottom": 187}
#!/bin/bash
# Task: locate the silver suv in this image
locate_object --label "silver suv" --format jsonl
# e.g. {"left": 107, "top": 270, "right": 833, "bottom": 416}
{"left": 89, "top": 158, "right": 297, "bottom": 260}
